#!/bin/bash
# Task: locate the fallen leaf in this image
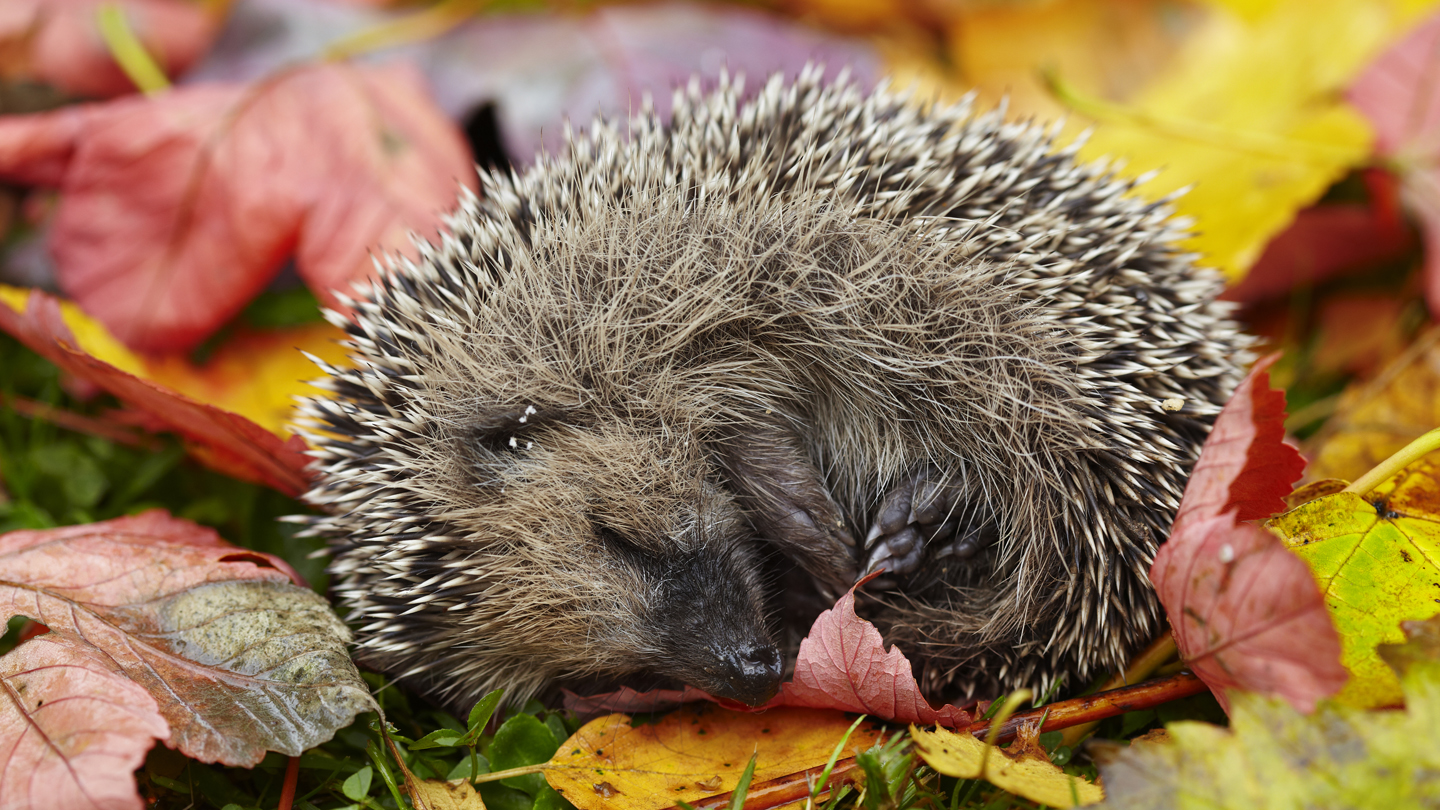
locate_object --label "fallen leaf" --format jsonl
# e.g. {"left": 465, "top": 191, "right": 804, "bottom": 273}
{"left": 0, "top": 0, "right": 220, "bottom": 98}
{"left": 0, "top": 510, "right": 375, "bottom": 766}
{"left": 0, "top": 635, "right": 170, "bottom": 810}
{"left": 1092, "top": 625, "right": 1440, "bottom": 809}
{"left": 543, "top": 705, "right": 886, "bottom": 810}
{"left": 565, "top": 580, "right": 973, "bottom": 727}
{"left": 1061, "top": 0, "right": 1414, "bottom": 281}
{"left": 0, "top": 287, "right": 314, "bottom": 494}
{"left": 1350, "top": 7, "right": 1440, "bottom": 315}
{"left": 408, "top": 778, "right": 486, "bottom": 810}
{"left": 1222, "top": 198, "right": 1414, "bottom": 306}
{"left": 1267, "top": 456, "right": 1440, "bottom": 707}
{"left": 1151, "top": 355, "right": 1343, "bottom": 713}
{"left": 777, "top": 583, "right": 973, "bottom": 727}
{"left": 0, "top": 60, "right": 475, "bottom": 352}
{"left": 912, "top": 724, "right": 1103, "bottom": 807}
{"left": 1305, "top": 326, "right": 1440, "bottom": 483}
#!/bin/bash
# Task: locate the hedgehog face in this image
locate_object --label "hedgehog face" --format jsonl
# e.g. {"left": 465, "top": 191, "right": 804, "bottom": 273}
{"left": 461, "top": 408, "right": 784, "bottom": 706}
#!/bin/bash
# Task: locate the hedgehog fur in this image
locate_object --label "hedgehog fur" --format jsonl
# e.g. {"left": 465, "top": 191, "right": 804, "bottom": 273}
{"left": 298, "top": 67, "right": 1249, "bottom": 713}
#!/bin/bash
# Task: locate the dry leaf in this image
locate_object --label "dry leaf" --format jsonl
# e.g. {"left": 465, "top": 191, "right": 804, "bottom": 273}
{"left": 0, "top": 61, "right": 475, "bottom": 352}
{"left": 409, "top": 778, "right": 486, "bottom": 810}
{"left": 1150, "top": 355, "right": 1344, "bottom": 713}
{"left": 0, "top": 635, "right": 171, "bottom": 810}
{"left": 544, "top": 705, "right": 885, "bottom": 810}
{"left": 0, "top": 511, "right": 375, "bottom": 767}
{"left": 1305, "top": 326, "right": 1440, "bottom": 483}
{"left": 0, "top": 287, "right": 314, "bottom": 494}
{"left": 912, "top": 725, "right": 1103, "bottom": 807}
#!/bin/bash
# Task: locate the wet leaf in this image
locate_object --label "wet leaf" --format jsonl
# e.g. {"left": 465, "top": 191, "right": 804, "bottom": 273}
{"left": 0, "top": 61, "right": 474, "bottom": 352}
{"left": 0, "top": 634, "right": 171, "bottom": 810}
{"left": 543, "top": 705, "right": 886, "bottom": 810}
{"left": 912, "top": 725, "right": 1103, "bottom": 807}
{"left": 1093, "top": 620, "right": 1440, "bottom": 809}
{"left": 1267, "top": 456, "right": 1440, "bottom": 707}
{"left": 0, "top": 287, "right": 314, "bottom": 495}
{"left": 1305, "top": 326, "right": 1440, "bottom": 483}
{"left": 1151, "top": 355, "right": 1343, "bottom": 713}
{"left": 1350, "top": 8, "right": 1440, "bottom": 314}
{"left": 0, "top": 510, "right": 375, "bottom": 766}
{"left": 0, "top": 0, "right": 219, "bottom": 99}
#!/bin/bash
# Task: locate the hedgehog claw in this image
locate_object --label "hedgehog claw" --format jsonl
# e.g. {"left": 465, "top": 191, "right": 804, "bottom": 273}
{"left": 861, "top": 466, "right": 989, "bottom": 587}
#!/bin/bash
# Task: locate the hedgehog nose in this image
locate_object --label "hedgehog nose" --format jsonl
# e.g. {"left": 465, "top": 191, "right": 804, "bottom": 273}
{"left": 712, "top": 642, "right": 783, "bottom": 707}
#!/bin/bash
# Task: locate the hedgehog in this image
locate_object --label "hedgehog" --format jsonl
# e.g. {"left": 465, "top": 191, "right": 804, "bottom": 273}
{"left": 297, "top": 66, "right": 1249, "bottom": 714}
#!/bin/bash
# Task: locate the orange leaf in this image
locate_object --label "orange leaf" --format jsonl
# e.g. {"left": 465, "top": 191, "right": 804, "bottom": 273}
{"left": 1151, "top": 355, "right": 1343, "bottom": 713}
{"left": 545, "top": 705, "right": 887, "bottom": 810}
{"left": 0, "top": 288, "right": 313, "bottom": 495}
{"left": 0, "top": 511, "right": 374, "bottom": 767}
{"left": 0, "top": 61, "right": 475, "bottom": 352}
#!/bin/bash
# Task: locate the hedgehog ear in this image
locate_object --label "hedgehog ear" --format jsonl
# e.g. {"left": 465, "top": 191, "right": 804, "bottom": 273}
{"left": 464, "top": 404, "right": 564, "bottom": 453}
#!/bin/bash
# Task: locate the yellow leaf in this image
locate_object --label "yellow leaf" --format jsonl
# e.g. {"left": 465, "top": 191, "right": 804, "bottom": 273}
{"left": 1306, "top": 327, "right": 1440, "bottom": 483}
{"left": 409, "top": 778, "right": 486, "bottom": 810}
{"left": 0, "top": 284, "right": 348, "bottom": 437}
{"left": 911, "top": 725, "right": 1103, "bottom": 807}
{"left": 907, "top": 0, "right": 1438, "bottom": 282}
{"left": 543, "top": 706, "right": 886, "bottom": 810}
{"left": 1267, "top": 457, "right": 1440, "bottom": 707}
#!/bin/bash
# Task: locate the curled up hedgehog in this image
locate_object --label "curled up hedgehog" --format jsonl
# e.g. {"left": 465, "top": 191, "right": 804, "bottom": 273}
{"left": 298, "top": 67, "right": 1249, "bottom": 713}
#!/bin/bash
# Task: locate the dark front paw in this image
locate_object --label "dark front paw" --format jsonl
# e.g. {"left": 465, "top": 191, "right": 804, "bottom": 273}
{"left": 861, "top": 466, "right": 994, "bottom": 588}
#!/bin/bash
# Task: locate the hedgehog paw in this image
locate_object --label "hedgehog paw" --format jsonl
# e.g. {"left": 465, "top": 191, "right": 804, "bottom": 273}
{"left": 861, "top": 466, "right": 987, "bottom": 588}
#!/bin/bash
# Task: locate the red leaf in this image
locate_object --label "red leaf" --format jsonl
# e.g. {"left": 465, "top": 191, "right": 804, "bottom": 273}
{"left": 1, "top": 0, "right": 219, "bottom": 99}
{"left": 1349, "top": 12, "right": 1440, "bottom": 316}
{"left": 0, "top": 61, "right": 475, "bottom": 352}
{"left": 0, "top": 289, "right": 312, "bottom": 495}
{"left": 1222, "top": 196, "right": 1412, "bottom": 305}
{"left": 0, "top": 511, "right": 374, "bottom": 767}
{"left": 566, "top": 579, "right": 972, "bottom": 727}
{"left": 1151, "top": 355, "right": 1344, "bottom": 713}
{"left": 774, "top": 584, "right": 972, "bottom": 727}
{"left": 0, "top": 636, "right": 170, "bottom": 810}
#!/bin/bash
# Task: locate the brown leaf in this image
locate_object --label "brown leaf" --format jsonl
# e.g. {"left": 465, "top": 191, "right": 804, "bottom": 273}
{"left": 0, "top": 0, "right": 219, "bottom": 99}
{"left": 0, "top": 511, "right": 374, "bottom": 767}
{"left": 0, "top": 288, "right": 313, "bottom": 495}
{"left": 0, "top": 635, "right": 170, "bottom": 810}
{"left": 0, "top": 61, "right": 475, "bottom": 352}
{"left": 1305, "top": 326, "right": 1440, "bottom": 483}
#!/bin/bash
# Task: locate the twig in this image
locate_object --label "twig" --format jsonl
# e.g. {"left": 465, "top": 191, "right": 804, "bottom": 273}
{"left": 687, "top": 672, "right": 1206, "bottom": 810}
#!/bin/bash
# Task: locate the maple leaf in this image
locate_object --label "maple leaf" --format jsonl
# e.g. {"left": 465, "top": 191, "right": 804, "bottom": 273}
{"left": 0, "top": 288, "right": 312, "bottom": 495}
{"left": 0, "top": 60, "right": 475, "bottom": 352}
{"left": 0, "top": 511, "right": 374, "bottom": 774}
{"left": 1151, "top": 354, "right": 1343, "bottom": 713}
{"left": 0, "top": 0, "right": 219, "bottom": 99}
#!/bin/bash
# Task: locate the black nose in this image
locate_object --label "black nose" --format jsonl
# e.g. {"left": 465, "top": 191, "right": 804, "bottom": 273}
{"left": 709, "top": 642, "right": 783, "bottom": 707}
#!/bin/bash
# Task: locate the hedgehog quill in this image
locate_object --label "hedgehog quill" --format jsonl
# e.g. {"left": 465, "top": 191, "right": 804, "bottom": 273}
{"left": 298, "top": 68, "right": 1249, "bottom": 713}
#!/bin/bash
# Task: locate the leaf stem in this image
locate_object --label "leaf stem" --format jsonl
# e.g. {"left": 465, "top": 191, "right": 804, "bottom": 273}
{"left": 96, "top": 3, "right": 171, "bottom": 94}
{"left": 1342, "top": 428, "right": 1440, "bottom": 496}
{"left": 323, "top": 0, "right": 483, "bottom": 62}
{"left": 469, "top": 762, "right": 550, "bottom": 784}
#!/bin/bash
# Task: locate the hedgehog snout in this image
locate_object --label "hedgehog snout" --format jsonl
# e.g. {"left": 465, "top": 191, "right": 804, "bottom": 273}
{"left": 708, "top": 641, "right": 783, "bottom": 706}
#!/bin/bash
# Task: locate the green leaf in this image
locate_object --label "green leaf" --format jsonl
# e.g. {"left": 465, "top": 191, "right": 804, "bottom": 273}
{"left": 409, "top": 728, "right": 466, "bottom": 750}
{"left": 490, "top": 714, "right": 559, "bottom": 795}
{"left": 341, "top": 765, "right": 372, "bottom": 801}
{"left": 464, "top": 688, "right": 504, "bottom": 743}
{"left": 479, "top": 781, "right": 535, "bottom": 810}
{"left": 728, "top": 752, "right": 759, "bottom": 810}
{"left": 532, "top": 784, "right": 577, "bottom": 810}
